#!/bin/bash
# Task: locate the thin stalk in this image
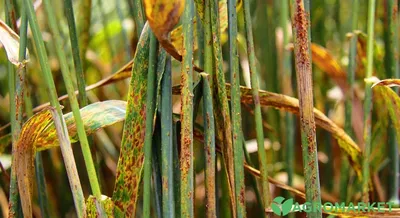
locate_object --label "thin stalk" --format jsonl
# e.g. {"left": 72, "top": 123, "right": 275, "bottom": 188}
{"left": 243, "top": 0, "right": 271, "bottom": 210}
{"left": 132, "top": 0, "right": 145, "bottom": 38}
{"left": 384, "top": 0, "right": 399, "bottom": 203}
{"left": 23, "top": 0, "right": 86, "bottom": 215}
{"left": 362, "top": 0, "right": 376, "bottom": 203}
{"left": 180, "top": 0, "right": 194, "bottom": 216}
{"left": 342, "top": 0, "right": 359, "bottom": 203}
{"left": 228, "top": 0, "right": 246, "bottom": 216}
{"left": 161, "top": 56, "right": 175, "bottom": 218}
{"left": 5, "top": 0, "right": 22, "bottom": 216}
{"left": 43, "top": 0, "right": 101, "bottom": 199}
{"left": 290, "top": 0, "right": 322, "bottom": 217}
{"left": 281, "top": 0, "right": 295, "bottom": 192}
{"left": 143, "top": 31, "right": 158, "bottom": 217}
{"left": 201, "top": 73, "right": 217, "bottom": 218}
{"left": 64, "top": 0, "right": 88, "bottom": 106}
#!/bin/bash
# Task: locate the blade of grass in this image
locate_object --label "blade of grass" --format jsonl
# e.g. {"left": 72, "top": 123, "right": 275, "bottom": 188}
{"left": 143, "top": 30, "right": 158, "bottom": 217}
{"left": 161, "top": 56, "right": 175, "bottom": 218}
{"left": 23, "top": 0, "right": 86, "bottom": 215}
{"left": 228, "top": 0, "right": 246, "bottom": 216}
{"left": 64, "top": 0, "right": 88, "bottom": 107}
{"left": 290, "top": 0, "right": 322, "bottom": 217}
{"left": 42, "top": 0, "right": 101, "bottom": 199}
{"left": 180, "top": 0, "right": 194, "bottom": 216}
{"left": 342, "top": 0, "right": 359, "bottom": 203}
{"left": 384, "top": 0, "right": 399, "bottom": 203}
{"left": 362, "top": 0, "right": 376, "bottom": 203}
{"left": 243, "top": 0, "right": 271, "bottom": 210}
{"left": 200, "top": 73, "right": 217, "bottom": 218}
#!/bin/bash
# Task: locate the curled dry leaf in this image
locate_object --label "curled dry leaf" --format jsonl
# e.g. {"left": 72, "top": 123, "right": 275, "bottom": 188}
{"left": 143, "top": 0, "right": 185, "bottom": 61}
{"left": 0, "top": 19, "right": 29, "bottom": 66}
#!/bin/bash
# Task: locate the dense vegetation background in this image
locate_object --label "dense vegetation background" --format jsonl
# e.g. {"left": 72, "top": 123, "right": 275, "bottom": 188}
{"left": 0, "top": 0, "right": 399, "bottom": 217}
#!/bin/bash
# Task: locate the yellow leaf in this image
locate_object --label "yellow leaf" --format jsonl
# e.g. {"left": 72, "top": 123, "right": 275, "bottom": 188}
{"left": 144, "top": 0, "right": 185, "bottom": 61}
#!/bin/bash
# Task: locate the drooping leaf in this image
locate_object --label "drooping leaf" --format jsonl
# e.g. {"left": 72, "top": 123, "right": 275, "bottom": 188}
{"left": 143, "top": 0, "right": 185, "bottom": 61}
{"left": 14, "top": 101, "right": 126, "bottom": 217}
{"left": 112, "top": 23, "right": 150, "bottom": 217}
{"left": 36, "top": 100, "right": 127, "bottom": 150}
{"left": 16, "top": 107, "right": 54, "bottom": 218}
{"left": 0, "top": 19, "right": 29, "bottom": 66}
{"left": 372, "top": 78, "right": 400, "bottom": 151}
{"left": 1, "top": 100, "right": 127, "bottom": 152}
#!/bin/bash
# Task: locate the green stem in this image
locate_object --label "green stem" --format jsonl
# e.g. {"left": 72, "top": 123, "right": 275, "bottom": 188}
{"left": 384, "top": 0, "right": 399, "bottom": 203}
{"left": 290, "top": 0, "right": 321, "bottom": 217}
{"left": 228, "top": 0, "right": 246, "bottom": 216}
{"left": 180, "top": 0, "right": 194, "bottom": 216}
{"left": 43, "top": 0, "right": 101, "bottom": 199}
{"left": 64, "top": 0, "right": 88, "bottom": 107}
{"left": 24, "top": 0, "right": 86, "bottom": 215}
{"left": 362, "top": 0, "right": 376, "bottom": 203}
{"left": 143, "top": 31, "right": 158, "bottom": 217}
{"left": 161, "top": 56, "right": 175, "bottom": 218}
{"left": 342, "top": 0, "right": 359, "bottom": 203}
{"left": 201, "top": 74, "right": 217, "bottom": 218}
{"left": 132, "top": 0, "right": 145, "bottom": 37}
{"left": 5, "top": 0, "right": 22, "bottom": 216}
{"left": 243, "top": 0, "right": 271, "bottom": 209}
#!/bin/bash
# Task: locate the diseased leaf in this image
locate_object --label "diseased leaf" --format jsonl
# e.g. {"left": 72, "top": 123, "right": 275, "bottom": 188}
{"left": 112, "top": 23, "right": 150, "bottom": 217}
{"left": 1, "top": 100, "right": 127, "bottom": 152}
{"left": 0, "top": 19, "right": 29, "bottom": 65}
{"left": 372, "top": 79, "right": 400, "bottom": 151}
{"left": 14, "top": 101, "right": 126, "bottom": 217}
{"left": 36, "top": 100, "right": 127, "bottom": 150}
{"left": 16, "top": 107, "right": 54, "bottom": 218}
{"left": 85, "top": 195, "right": 114, "bottom": 217}
{"left": 143, "top": 0, "right": 185, "bottom": 61}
